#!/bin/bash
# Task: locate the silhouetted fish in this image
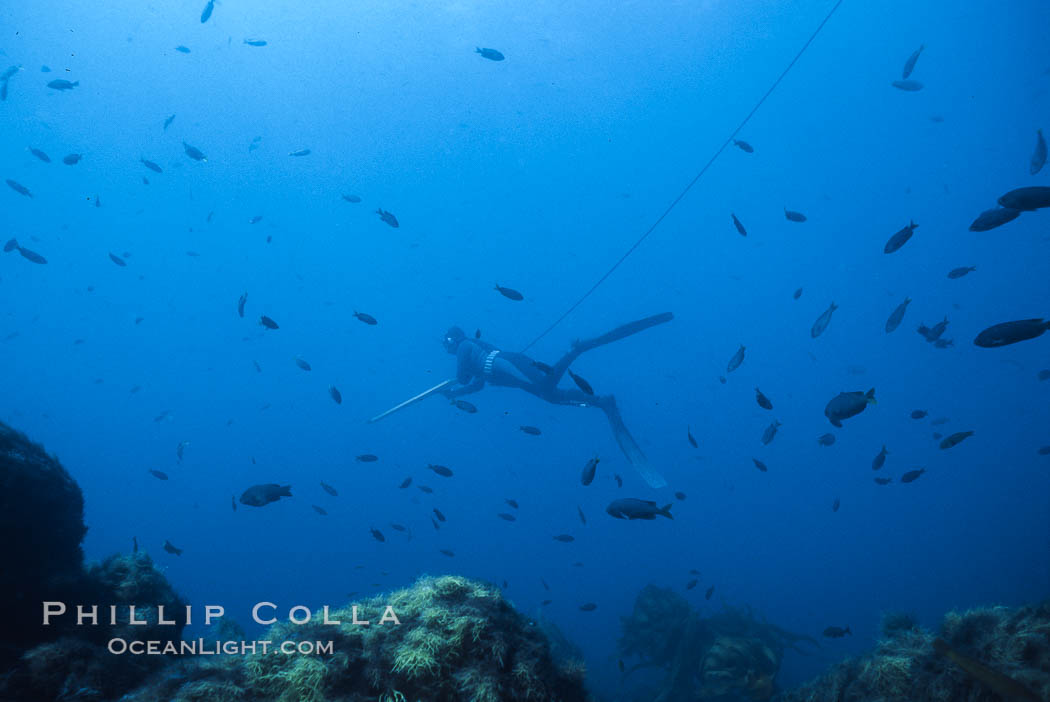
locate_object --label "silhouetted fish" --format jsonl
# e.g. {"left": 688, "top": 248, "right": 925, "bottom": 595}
{"left": 494, "top": 284, "right": 523, "bottom": 301}
{"left": 476, "top": 47, "right": 504, "bottom": 61}
{"left": 884, "top": 221, "right": 917, "bottom": 253}
{"left": 901, "top": 45, "right": 924, "bottom": 79}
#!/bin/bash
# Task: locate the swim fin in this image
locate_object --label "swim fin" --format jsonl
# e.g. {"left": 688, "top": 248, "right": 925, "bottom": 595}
{"left": 603, "top": 400, "right": 667, "bottom": 488}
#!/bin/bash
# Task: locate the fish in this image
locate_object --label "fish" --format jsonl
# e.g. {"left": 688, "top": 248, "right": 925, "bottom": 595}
{"left": 439, "top": 549, "right": 455, "bottom": 558}
{"left": 200, "top": 0, "right": 214, "bottom": 23}
{"left": 108, "top": 252, "right": 126, "bottom": 267}
{"left": 552, "top": 534, "right": 575, "bottom": 542}
{"left": 577, "top": 505, "right": 587, "bottom": 525}
{"left": 755, "top": 387, "right": 772, "bottom": 410}
{"left": 891, "top": 79, "right": 923, "bottom": 91}
{"left": 320, "top": 481, "right": 338, "bottom": 496}
{"left": 29, "top": 148, "right": 50, "bottom": 162}
{"left": 685, "top": 579, "right": 698, "bottom": 590}
{"left": 433, "top": 508, "right": 446, "bottom": 522}
{"left": 357, "top": 454, "right": 379, "bottom": 462}
{"left": 998, "top": 186, "right": 1050, "bottom": 211}
{"left": 175, "top": 46, "right": 191, "bottom": 54}
{"left": 0, "top": 65, "right": 18, "bottom": 81}
{"left": 1031, "top": 129, "right": 1047, "bottom": 175}
{"left": 430, "top": 517, "right": 440, "bottom": 530}
{"left": 581, "top": 456, "right": 599, "bottom": 486}
{"left": 494, "top": 284, "right": 524, "bottom": 301}
{"left": 822, "top": 626, "right": 850, "bottom": 638}
{"left": 497, "top": 513, "right": 516, "bottom": 522}
{"left": 1038, "top": 446, "right": 1050, "bottom": 456}
{"left": 163, "top": 114, "right": 176, "bottom": 130}
{"left": 832, "top": 497, "right": 840, "bottom": 512}
{"left": 918, "top": 317, "right": 949, "bottom": 342}
{"left": 974, "top": 319, "right": 1049, "bottom": 348}
{"left": 577, "top": 602, "right": 598, "bottom": 612}
{"left": 687, "top": 427, "right": 698, "bottom": 448}
{"left": 885, "top": 298, "right": 911, "bottom": 333}
{"left": 900, "top": 468, "right": 925, "bottom": 483}
{"left": 342, "top": 194, "right": 362, "bottom": 203}
{"left": 1037, "top": 370, "right": 1050, "bottom": 381}
{"left": 939, "top": 431, "right": 973, "bottom": 449}
{"left": 605, "top": 498, "right": 673, "bottom": 521}
{"left": 244, "top": 39, "right": 268, "bottom": 47}
{"left": 239, "top": 483, "right": 292, "bottom": 507}
{"left": 733, "top": 139, "right": 754, "bottom": 153}
{"left": 452, "top": 399, "right": 477, "bottom": 413}
{"left": 731, "top": 212, "right": 747, "bottom": 237}
{"left": 47, "top": 79, "right": 79, "bottom": 90}
{"left": 252, "top": 360, "right": 262, "bottom": 373}
{"left": 5, "top": 179, "right": 31, "bottom": 197}
{"left": 614, "top": 474, "right": 623, "bottom": 487}
{"left": 567, "top": 369, "right": 594, "bottom": 395}
{"left": 249, "top": 215, "right": 263, "bottom": 225}
{"left": 370, "top": 528, "right": 385, "bottom": 542}
{"left": 16, "top": 245, "right": 48, "bottom": 264}
{"left": 932, "top": 638, "right": 1040, "bottom": 701}
{"left": 961, "top": 206, "right": 1020, "bottom": 230}
{"left": 288, "top": 148, "right": 310, "bottom": 157}
{"left": 727, "top": 345, "right": 745, "bottom": 372}
{"left": 293, "top": 357, "right": 312, "bottom": 372}
{"left": 259, "top": 315, "right": 279, "bottom": 330}
{"left": 398, "top": 477, "right": 411, "bottom": 488}
{"left": 427, "top": 464, "right": 453, "bottom": 477}
{"left": 312, "top": 505, "right": 328, "bottom": 516}
{"left": 901, "top": 45, "right": 924, "bottom": 79}
{"left": 872, "top": 445, "right": 888, "bottom": 471}
{"left": 375, "top": 209, "right": 399, "bottom": 227}
{"left": 874, "top": 477, "right": 892, "bottom": 485}
{"left": 148, "top": 469, "right": 168, "bottom": 480}
{"left": 817, "top": 433, "right": 836, "bottom": 446}
{"left": 501, "top": 499, "right": 519, "bottom": 511}
{"left": 418, "top": 485, "right": 434, "bottom": 494}
{"left": 884, "top": 221, "right": 917, "bottom": 253}
{"left": 793, "top": 288, "right": 803, "bottom": 300}
{"left": 183, "top": 142, "right": 207, "bottom": 161}
{"left": 705, "top": 586, "right": 714, "bottom": 600}
{"left": 784, "top": 208, "right": 807, "bottom": 222}
{"left": 811, "top": 302, "right": 838, "bottom": 338}
{"left": 237, "top": 292, "right": 247, "bottom": 318}
{"left": 62, "top": 153, "right": 82, "bottom": 166}
{"left": 163, "top": 540, "right": 183, "bottom": 556}
{"left": 143, "top": 177, "right": 150, "bottom": 185}
{"left": 947, "top": 266, "right": 976, "bottom": 279}
{"left": 520, "top": 425, "right": 541, "bottom": 435}
{"left": 389, "top": 523, "right": 408, "bottom": 532}
{"left": 249, "top": 136, "right": 261, "bottom": 151}
{"left": 353, "top": 310, "right": 378, "bottom": 325}
{"left": 133, "top": 536, "right": 139, "bottom": 553}
{"left": 475, "top": 47, "right": 505, "bottom": 61}
{"left": 824, "top": 388, "right": 876, "bottom": 428}
{"left": 911, "top": 410, "right": 928, "bottom": 419}
{"left": 753, "top": 458, "right": 768, "bottom": 472}
{"left": 329, "top": 386, "right": 342, "bottom": 404}
{"left": 94, "top": 195, "right": 101, "bottom": 207}
{"left": 761, "top": 420, "right": 781, "bottom": 445}
{"left": 176, "top": 440, "right": 189, "bottom": 462}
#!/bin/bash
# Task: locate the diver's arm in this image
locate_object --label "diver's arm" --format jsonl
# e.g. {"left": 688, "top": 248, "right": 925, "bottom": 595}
{"left": 444, "top": 378, "right": 485, "bottom": 398}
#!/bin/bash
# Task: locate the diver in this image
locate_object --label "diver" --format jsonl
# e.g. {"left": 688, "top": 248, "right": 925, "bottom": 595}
{"left": 440, "top": 312, "right": 674, "bottom": 487}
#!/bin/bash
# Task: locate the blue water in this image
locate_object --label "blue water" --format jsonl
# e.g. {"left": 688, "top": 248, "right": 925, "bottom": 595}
{"left": 2, "top": 0, "right": 1048, "bottom": 696}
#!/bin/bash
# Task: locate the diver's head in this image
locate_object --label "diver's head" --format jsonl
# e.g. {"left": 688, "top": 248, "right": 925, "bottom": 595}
{"left": 443, "top": 326, "right": 466, "bottom": 354}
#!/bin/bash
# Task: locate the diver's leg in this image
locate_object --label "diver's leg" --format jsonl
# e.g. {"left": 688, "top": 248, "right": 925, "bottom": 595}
{"left": 546, "top": 312, "right": 674, "bottom": 385}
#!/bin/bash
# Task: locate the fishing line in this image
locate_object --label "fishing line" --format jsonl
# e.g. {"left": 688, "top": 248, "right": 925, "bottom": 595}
{"left": 522, "top": 0, "right": 845, "bottom": 352}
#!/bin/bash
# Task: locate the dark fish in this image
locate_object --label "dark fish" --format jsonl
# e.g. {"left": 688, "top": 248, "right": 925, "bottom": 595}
{"left": 29, "top": 148, "right": 50, "bottom": 162}
{"left": 375, "top": 208, "right": 399, "bottom": 227}
{"left": 176, "top": 440, "right": 189, "bottom": 463}
{"left": 1037, "top": 446, "right": 1050, "bottom": 456}
{"left": 244, "top": 39, "right": 268, "bottom": 47}
{"left": 320, "top": 481, "right": 338, "bottom": 496}
{"left": 389, "top": 523, "right": 407, "bottom": 532}
{"left": 614, "top": 474, "right": 623, "bottom": 487}
{"left": 17, "top": 245, "right": 47, "bottom": 264}
{"left": 832, "top": 497, "right": 840, "bottom": 512}
{"left": 687, "top": 427, "right": 698, "bottom": 448}
{"left": 249, "top": 136, "right": 261, "bottom": 151}
{"left": 753, "top": 458, "right": 768, "bottom": 472}
{"left": 183, "top": 142, "right": 207, "bottom": 162}
{"left": 143, "top": 177, "right": 149, "bottom": 185}
{"left": 731, "top": 212, "right": 747, "bottom": 237}
{"left": 540, "top": 578, "right": 550, "bottom": 591}
{"left": 239, "top": 483, "right": 292, "bottom": 507}
{"left": 3, "top": 238, "right": 17, "bottom": 251}
{"left": 553, "top": 534, "right": 575, "bottom": 542}
{"left": 823, "top": 626, "right": 850, "bottom": 638}
{"left": 793, "top": 287, "right": 803, "bottom": 300}
{"left": 148, "top": 469, "right": 168, "bottom": 480}
{"left": 817, "top": 433, "right": 836, "bottom": 446}
{"left": 329, "top": 386, "right": 342, "bottom": 404}
{"left": 969, "top": 207, "right": 1021, "bottom": 232}
{"left": 732, "top": 139, "right": 754, "bottom": 153}
{"left": 427, "top": 464, "right": 453, "bottom": 477}
{"left": 579, "top": 603, "right": 597, "bottom": 612}
{"left": 1031, "top": 129, "right": 1047, "bottom": 175}
{"left": 237, "top": 292, "right": 247, "bottom": 317}
{"left": 418, "top": 485, "right": 434, "bottom": 494}
{"left": 252, "top": 360, "right": 262, "bottom": 372}
{"left": 872, "top": 445, "right": 888, "bottom": 471}
{"left": 370, "top": 528, "right": 385, "bottom": 542}
{"left": 891, "top": 79, "right": 923, "bottom": 91}
{"left": 5, "top": 179, "right": 31, "bottom": 197}
{"left": 567, "top": 369, "right": 594, "bottom": 395}
{"left": 901, "top": 45, "right": 924, "bottom": 79}
{"left": 998, "top": 186, "right": 1050, "bottom": 211}
{"left": 761, "top": 420, "right": 781, "bottom": 445}
{"left": 353, "top": 310, "right": 378, "bottom": 325}
{"left": 727, "top": 345, "right": 745, "bottom": 372}
{"left": 259, "top": 315, "right": 279, "bottom": 330}
{"left": 674, "top": 492, "right": 686, "bottom": 501}
{"left": 686, "top": 579, "right": 698, "bottom": 590}
{"left": 900, "top": 468, "right": 925, "bottom": 483}
{"left": 249, "top": 215, "right": 263, "bottom": 224}
{"left": 874, "top": 476, "right": 892, "bottom": 485}
{"left": 811, "top": 302, "right": 838, "bottom": 338}
{"left": 947, "top": 266, "right": 975, "bottom": 279}
{"left": 342, "top": 194, "right": 362, "bottom": 203}
{"left": 605, "top": 498, "right": 672, "bottom": 521}
{"left": 163, "top": 540, "right": 183, "bottom": 556}
{"left": 453, "top": 399, "right": 477, "bottom": 413}
{"left": 497, "top": 512, "right": 517, "bottom": 522}
{"left": 430, "top": 517, "right": 440, "bottom": 530}
{"left": 475, "top": 329, "right": 481, "bottom": 339}
{"left": 475, "top": 47, "right": 505, "bottom": 61}
{"left": 163, "top": 114, "right": 176, "bottom": 130}
{"left": 494, "top": 284, "right": 524, "bottom": 301}
{"left": 439, "top": 549, "right": 455, "bottom": 557}
{"left": 200, "top": 0, "right": 214, "bottom": 23}
{"left": 0, "top": 65, "right": 18, "bottom": 81}
{"left": 357, "top": 454, "right": 379, "bottom": 462}
{"left": 939, "top": 431, "right": 973, "bottom": 449}
{"left": 47, "top": 79, "right": 79, "bottom": 90}
{"left": 917, "top": 316, "right": 949, "bottom": 342}
{"left": 520, "top": 425, "right": 541, "bottom": 435}
{"left": 288, "top": 148, "right": 310, "bottom": 157}
{"left": 755, "top": 387, "right": 772, "bottom": 410}
{"left": 133, "top": 536, "right": 139, "bottom": 552}
{"left": 884, "top": 220, "right": 918, "bottom": 253}
{"left": 824, "top": 388, "right": 875, "bottom": 428}
{"left": 784, "top": 208, "right": 807, "bottom": 222}
{"left": 62, "top": 153, "right": 82, "bottom": 166}
{"left": 312, "top": 505, "right": 328, "bottom": 516}
{"left": 885, "top": 297, "right": 910, "bottom": 333}
{"left": 1036, "top": 369, "right": 1050, "bottom": 381}
{"left": 108, "top": 252, "right": 126, "bottom": 267}
{"left": 932, "top": 638, "right": 1041, "bottom": 701}
{"left": 398, "top": 477, "right": 412, "bottom": 488}
{"left": 294, "top": 357, "right": 312, "bottom": 371}
{"left": 581, "top": 456, "right": 599, "bottom": 486}
{"left": 175, "top": 45, "right": 191, "bottom": 54}
{"left": 974, "top": 319, "right": 1049, "bottom": 348}
{"left": 433, "top": 508, "right": 446, "bottom": 522}
{"left": 705, "top": 586, "right": 714, "bottom": 600}
{"left": 911, "top": 410, "right": 928, "bottom": 419}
